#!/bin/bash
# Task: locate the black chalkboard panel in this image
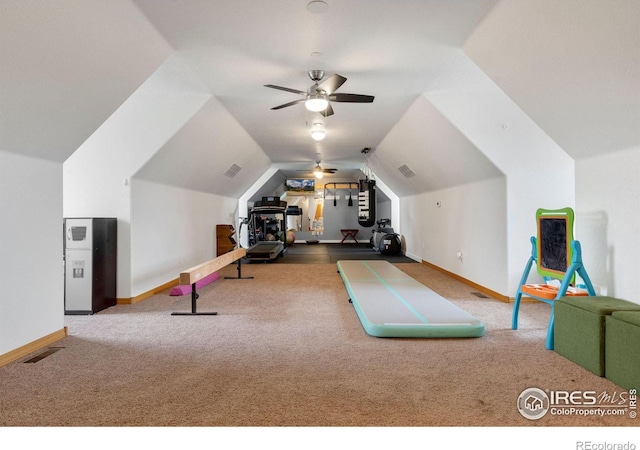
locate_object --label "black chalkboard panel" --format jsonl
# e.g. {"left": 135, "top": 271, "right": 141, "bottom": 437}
{"left": 539, "top": 218, "right": 567, "bottom": 273}
{"left": 535, "top": 207, "right": 574, "bottom": 279}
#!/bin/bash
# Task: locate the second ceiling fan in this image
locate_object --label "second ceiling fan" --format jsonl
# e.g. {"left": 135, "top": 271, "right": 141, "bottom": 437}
{"left": 295, "top": 161, "right": 337, "bottom": 179}
{"left": 265, "top": 70, "right": 374, "bottom": 116}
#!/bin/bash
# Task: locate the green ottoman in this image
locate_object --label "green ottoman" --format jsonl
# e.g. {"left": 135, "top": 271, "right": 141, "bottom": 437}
{"left": 605, "top": 311, "right": 640, "bottom": 390}
{"left": 554, "top": 296, "right": 640, "bottom": 376}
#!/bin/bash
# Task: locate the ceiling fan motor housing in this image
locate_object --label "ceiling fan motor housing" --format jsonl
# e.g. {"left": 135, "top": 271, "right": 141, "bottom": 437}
{"left": 308, "top": 70, "right": 325, "bottom": 82}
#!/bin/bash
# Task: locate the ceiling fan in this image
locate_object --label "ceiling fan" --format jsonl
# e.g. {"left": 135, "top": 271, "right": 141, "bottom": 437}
{"left": 265, "top": 70, "right": 374, "bottom": 116}
{"left": 296, "top": 161, "right": 337, "bottom": 179}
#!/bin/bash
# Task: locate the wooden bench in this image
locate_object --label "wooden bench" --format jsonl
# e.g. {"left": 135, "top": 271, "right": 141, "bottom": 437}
{"left": 172, "top": 247, "right": 251, "bottom": 316}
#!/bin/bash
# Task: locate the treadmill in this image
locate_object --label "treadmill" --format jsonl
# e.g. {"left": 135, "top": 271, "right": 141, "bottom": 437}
{"left": 246, "top": 197, "right": 287, "bottom": 262}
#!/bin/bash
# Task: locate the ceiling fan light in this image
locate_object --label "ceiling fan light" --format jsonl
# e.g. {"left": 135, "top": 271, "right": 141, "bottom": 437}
{"left": 310, "top": 117, "right": 326, "bottom": 141}
{"left": 310, "top": 129, "right": 326, "bottom": 141}
{"left": 305, "top": 94, "right": 329, "bottom": 112}
{"left": 314, "top": 170, "right": 324, "bottom": 179}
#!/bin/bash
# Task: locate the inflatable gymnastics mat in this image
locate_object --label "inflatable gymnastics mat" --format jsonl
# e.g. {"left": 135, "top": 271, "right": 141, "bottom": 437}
{"left": 336, "top": 260, "right": 485, "bottom": 338}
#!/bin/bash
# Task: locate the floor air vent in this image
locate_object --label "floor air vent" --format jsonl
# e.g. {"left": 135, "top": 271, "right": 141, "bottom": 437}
{"left": 24, "top": 347, "right": 63, "bottom": 363}
{"left": 471, "top": 292, "right": 489, "bottom": 298}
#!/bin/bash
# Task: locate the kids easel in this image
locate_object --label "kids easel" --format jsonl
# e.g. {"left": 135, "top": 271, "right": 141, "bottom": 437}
{"left": 511, "top": 207, "right": 596, "bottom": 350}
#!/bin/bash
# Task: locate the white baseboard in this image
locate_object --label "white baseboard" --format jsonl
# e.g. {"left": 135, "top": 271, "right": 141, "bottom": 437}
{"left": 404, "top": 251, "right": 421, "bottom": 262}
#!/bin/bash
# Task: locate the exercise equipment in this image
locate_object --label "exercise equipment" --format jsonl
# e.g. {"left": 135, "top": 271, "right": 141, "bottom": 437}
{"left": 246, "top": 241, "right": 286, "bottom": 261}
{"left": 511, "top": 207, "right": 596, "bottom": 349}
{"left": 170, "top": 272, "right": 220, "bottom": 296}
{"left": 337, "top": 260, "right": 485, "bottom": 338}
{"left": 380, "top": 233, "right": 401, "bottom": 256}
{"left": 246, "top": 197, "right": 288, "bottom": 262}
{"left": 371, "top": 218, "right": 394, "bottom": 252}
{"left": 323, "top": 182, "right": 358, "bottom": 207}
{"left": 172, "top": 248, "right": 251, "bottom": 316}
{"left": 285, "top": 205, "right": 302, "bottom": 231}
{"left": 358, "top": 179, "right": 376, "bottom": 227}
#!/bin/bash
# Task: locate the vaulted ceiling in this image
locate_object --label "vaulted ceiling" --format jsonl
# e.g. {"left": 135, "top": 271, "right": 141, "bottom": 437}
{"left": 2, "top": 1, "right": 637, "bottom": 199}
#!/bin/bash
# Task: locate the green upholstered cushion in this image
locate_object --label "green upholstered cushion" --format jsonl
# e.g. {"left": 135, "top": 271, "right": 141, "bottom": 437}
{"left": 555, "top": 300, "right": 607, "bottom": 376}
{"left": 605, "top": 311, "right": 640, "bottom": 390}
{"left": 610, "top": 310, "right": 640, "bottom": 326}
{"left": 555, "top": 298, "right": 640, "bottom": 377}
{"left": 556, "top": 296, "right": 640, "bottom": 315}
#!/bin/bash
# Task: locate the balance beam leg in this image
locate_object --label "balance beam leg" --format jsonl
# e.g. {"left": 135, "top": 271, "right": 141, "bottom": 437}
{"left": 171, "top": 283, "right": 218, "bottom": 316}
{"left": 224, "top": 256, "right": 254, "bottom": 280}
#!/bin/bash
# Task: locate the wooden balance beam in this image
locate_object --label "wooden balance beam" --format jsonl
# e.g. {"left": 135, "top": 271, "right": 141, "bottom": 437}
{"left": 172, "top": 247, "right": 252, "bottom": 316}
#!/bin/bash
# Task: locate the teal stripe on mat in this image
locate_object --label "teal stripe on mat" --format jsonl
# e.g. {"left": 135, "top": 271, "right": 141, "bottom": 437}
{"left": 361, "top": 261, "right": 429, "bottom": 324}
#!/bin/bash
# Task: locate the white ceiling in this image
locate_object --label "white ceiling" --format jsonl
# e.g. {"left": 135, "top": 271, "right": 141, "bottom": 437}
{"left": 131, "top": 0, "right": 498, "bottom": 167}
{"left": 0, "top": 0, "right": 173, "bottom": 161}
{"left": 2, "top": 0, "right": 637, "bottom": 199}
{"left": 464, "top": 0, "right": 640, "bottom": 160}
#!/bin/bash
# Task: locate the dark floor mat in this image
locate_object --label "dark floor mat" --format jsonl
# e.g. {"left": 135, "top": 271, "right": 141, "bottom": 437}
{"left": 277, "top": 243, "right": 416, "bottom": 264}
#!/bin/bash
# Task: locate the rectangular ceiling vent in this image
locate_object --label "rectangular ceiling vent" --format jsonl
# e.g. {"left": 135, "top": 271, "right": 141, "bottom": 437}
{"left": 224, "top": 163, "right": 242, "bottom": 178}
{"left": 398, "top": 164, "right": 416, "bottom": 178}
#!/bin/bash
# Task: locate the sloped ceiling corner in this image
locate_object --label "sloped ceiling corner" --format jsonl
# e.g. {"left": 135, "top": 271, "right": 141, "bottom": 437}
{"left": 0, "top": 0, "right": 174, "bottom": 162}
{"left": 463, "top": 0, "right": 640, "bottom": 159}
{"left": 372, "top": 95, "right": 503, "bottom": 197}
{"left": 247, "top": 170, "right": 288, "bottom": 204}
{"left": 134, "top": 95, "right": 272, "bottom": 198}
{"left": 132, "top": 0, "right": 499, "bottom": 169}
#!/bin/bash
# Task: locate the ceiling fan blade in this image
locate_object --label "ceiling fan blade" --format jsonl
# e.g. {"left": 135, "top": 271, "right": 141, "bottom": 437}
{"left": 329, "top": 93, "right": 375, "bottom": 103}
{"left": 264, "top": 84, "right": 306, "bottom": 95}
{"left": 322, "top": 169, "right": 337, "bottom": 173}
{"left": 320, "top": 103, "right": 334, "bottom": 117}
{"left": 316, "top": 74, "right": 347, "bottom": 95}
{"left": 271, "top": 99, "right": 305, "bottom": 110}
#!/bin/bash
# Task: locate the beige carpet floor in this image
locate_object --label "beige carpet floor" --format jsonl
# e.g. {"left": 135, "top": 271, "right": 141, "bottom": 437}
{"left": 0, "top": 262, "right": 635, "bottom": 429}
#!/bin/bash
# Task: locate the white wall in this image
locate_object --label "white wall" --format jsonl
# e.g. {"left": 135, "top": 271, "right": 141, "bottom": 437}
{"left": 130, "top": 179, "right": 237, "bottom": 296}
{"left": 64, "top": 57, "right": 212, "bottom": 299}
{"left": 371, "top": 95, "right": 503, "bottom": 197}
{"left": 461, "top": 0, "right": 638, "bottom": 299}
{"left": 402, "top": 176, "right": 508, "bottom": 294}
{"left": 400, "top": 194, "right": 424, "bottom": 263}
{"left": 372, "top": 58, "right": 575, "bottom": 296}
{"left": 316, "top": 181, "right": 371, "bottom": 242}
{"left": 134, "top": 94, "right": 273, "bottom": 199}
{"left": 425, "top": 61, "right": 575, "bottom": 294}
{"left": 372, "top": 176, "right": 400, "bottom": 238}
{"left": 0, "top": 151, "right": 64, "bottom": 354}
{"left": 575, "top": 148, "right": 640, "bottom": 303}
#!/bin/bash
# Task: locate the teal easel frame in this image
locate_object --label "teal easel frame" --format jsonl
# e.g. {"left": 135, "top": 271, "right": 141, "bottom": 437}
{"left": 511, "top": 208, "right": 596, "bottom": 350}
